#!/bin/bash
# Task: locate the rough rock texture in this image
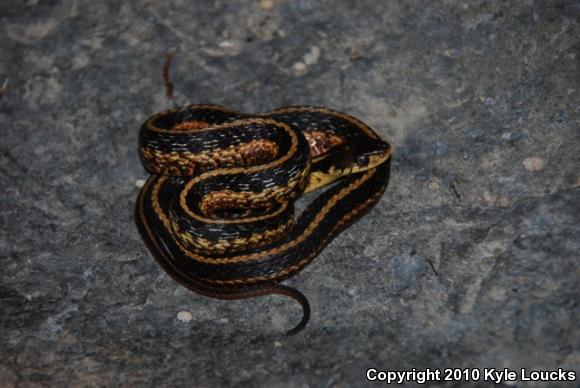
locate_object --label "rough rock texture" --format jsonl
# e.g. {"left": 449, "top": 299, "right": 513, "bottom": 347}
{"left": 1, "top": 1, "right": 578, "bottom": 387}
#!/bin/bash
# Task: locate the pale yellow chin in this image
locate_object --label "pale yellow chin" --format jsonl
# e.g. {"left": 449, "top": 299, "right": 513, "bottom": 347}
{"left": 304, "top": 154, "right": 388, "bottom": 193}
{"left": 304, "top": 171, "right": 341, "bottom": 193}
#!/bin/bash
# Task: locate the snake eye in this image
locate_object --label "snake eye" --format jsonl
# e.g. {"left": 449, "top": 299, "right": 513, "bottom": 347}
{"left": 356, "top": 155, "right": 369, "bottom": 166}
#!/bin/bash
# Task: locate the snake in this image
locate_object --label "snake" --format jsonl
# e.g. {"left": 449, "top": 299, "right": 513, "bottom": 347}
{"left": 135, "top": 104, "right": 392, "bottom": 335}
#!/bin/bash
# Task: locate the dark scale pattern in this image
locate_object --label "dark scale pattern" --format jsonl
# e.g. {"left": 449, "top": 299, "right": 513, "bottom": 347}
{"left": 140, "top": 119, "right": 294, "bottom": 156}
{"left": 270, "top": 109, "right": 376, "bottom": 143}
{"left": 154, "top": 161, "right": 390, "bottom": 282}
{"left": 138, "top": 105, "right": 390, "bottom": 284}
{"left": 169, "top": 182, "right": 296, "bottom": 249}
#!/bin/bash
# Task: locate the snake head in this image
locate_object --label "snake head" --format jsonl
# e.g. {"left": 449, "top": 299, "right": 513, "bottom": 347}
{"left": 305, "top": 138, "right": 391, "bottom": 192}
{"left": 330, "top": 139, "right": 390, "bottom": 174}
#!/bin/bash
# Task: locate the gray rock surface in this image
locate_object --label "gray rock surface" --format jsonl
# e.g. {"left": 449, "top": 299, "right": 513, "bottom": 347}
{"left": 1, "top": 0, "right": 578, "bottom": 386}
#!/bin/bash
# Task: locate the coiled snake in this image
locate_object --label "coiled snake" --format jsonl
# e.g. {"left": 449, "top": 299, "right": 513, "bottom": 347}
{"left": 135, "top": 104, "right": 392, "bottom": 334}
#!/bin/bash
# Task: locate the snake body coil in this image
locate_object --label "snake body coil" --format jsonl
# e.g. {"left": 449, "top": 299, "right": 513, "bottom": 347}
{"left": 136, "top": 105, "right": 392, "bottom": 334}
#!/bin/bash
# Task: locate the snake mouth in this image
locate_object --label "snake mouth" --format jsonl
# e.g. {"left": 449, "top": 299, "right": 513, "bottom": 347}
{"left": 305, "top": 139, "right": 390, "bottom": 192}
